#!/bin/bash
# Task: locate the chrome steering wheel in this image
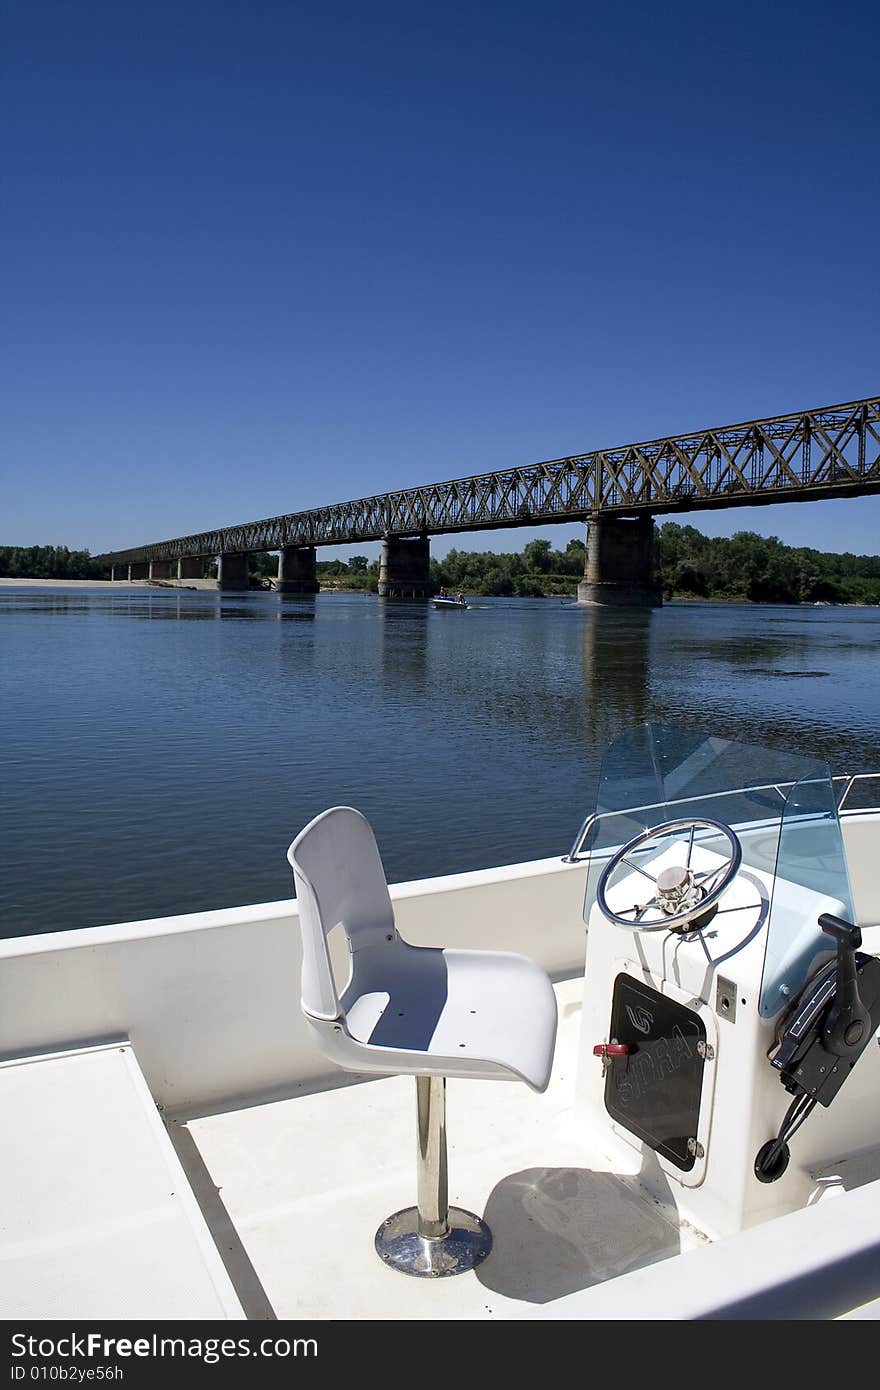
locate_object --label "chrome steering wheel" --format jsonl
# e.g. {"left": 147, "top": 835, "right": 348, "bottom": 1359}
{"left": 596, "top": 817, "right": 742, "bottom": 931}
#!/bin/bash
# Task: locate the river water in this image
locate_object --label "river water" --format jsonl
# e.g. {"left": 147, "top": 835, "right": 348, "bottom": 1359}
{"left": 1, "top": 587, "right": 878, "bottom": 937}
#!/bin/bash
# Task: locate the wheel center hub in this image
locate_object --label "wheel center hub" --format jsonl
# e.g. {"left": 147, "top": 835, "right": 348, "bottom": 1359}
{"left": 655, "top": 864, "right": 702, "bottom": 914}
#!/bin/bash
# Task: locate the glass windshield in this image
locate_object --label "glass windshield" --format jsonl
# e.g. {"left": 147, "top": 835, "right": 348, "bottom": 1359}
{"left": 581, "top": 723, "right": 852, "bottom": 1017}
{"left": 761, "top": 768, "right": 853, "bottom": 1017}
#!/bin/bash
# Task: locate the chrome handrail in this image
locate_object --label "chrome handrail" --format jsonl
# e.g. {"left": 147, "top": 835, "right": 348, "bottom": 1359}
{"left": 563, "top": 772, "right": 880, "bottom": 863}
{"left": 836, "top": 772, "right": 880, "bottom": 812}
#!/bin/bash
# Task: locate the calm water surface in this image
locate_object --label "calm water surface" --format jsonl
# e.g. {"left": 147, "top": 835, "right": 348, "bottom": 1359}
{"left": 2, "top": 588, "right": 879, "bottom": 936}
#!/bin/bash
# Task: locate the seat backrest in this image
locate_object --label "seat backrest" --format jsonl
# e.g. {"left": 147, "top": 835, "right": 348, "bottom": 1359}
{"left": 287, "top": 807, "right": 396, "bottom": 1021}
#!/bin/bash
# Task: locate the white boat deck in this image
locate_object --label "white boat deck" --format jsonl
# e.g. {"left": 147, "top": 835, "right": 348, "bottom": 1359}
{"left": 171, "top": 979, "right": 706, "bottom": 1320}
{"left": 4, "top": 809, "right": 880, "bottom": 1320}
{"left": 0, "top": 1044, "right": 244, "bottom": 1320}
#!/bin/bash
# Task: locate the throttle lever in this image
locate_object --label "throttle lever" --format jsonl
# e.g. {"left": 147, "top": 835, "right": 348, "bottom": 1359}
{"left": 818, "top": 913, "right": 871, "bottom": 1055}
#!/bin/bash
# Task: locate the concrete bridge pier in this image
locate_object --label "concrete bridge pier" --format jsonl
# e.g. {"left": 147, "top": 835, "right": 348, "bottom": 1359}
{"left": 217, "top": 553, "right": 251, "bottom": 591}
{"left": 577, "top": 515, "right": 662, "bottom": 607}
{"left": 378, "top": 535, "right": 434, "bottom": 599}
{"left": 277, "top": 545, "right": 318, "bottom": 594}
{"left": 111, "top": 565, "right": 127, "bottom": 581}
{"left": 129, "top": 562, "right": 149, "bottom": 581}
{"left": 177, "top": 557, "right": 204, "bottom": 580}
{"left": 148, "top": 560, "right": 173, "bottom": 580}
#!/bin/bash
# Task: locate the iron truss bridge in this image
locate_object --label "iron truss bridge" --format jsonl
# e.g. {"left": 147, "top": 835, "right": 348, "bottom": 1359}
{"left": 99, "top": 395, "right": 880, "bottom": 563}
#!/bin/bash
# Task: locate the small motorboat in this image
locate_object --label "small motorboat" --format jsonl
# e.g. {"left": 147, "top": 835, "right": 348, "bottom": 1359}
{"left": 433, "top": 593, "right": 468, "bottom": 609}
{"left": 7, "top": 721, "right": 880, "bottom": 1321}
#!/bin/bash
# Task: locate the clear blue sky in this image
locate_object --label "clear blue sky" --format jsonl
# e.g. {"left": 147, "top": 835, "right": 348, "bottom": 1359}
{"left": 3, "top": 0, "right": 878, "bottom": 563}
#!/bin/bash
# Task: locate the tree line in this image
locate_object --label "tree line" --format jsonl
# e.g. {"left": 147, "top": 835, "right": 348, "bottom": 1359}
{"left": 4, "top": 526, "right": 880, "bottom": 603}
{"left": 305, "top": 538, "right": 586, "bottom": 597}
{"left": 0, "top": 545, "right": 104, "bottom": 579}
{"left": 656, "top": 524, "right": 880, "bottom": 604}
{"left": 313, "top": 528, "right": 880, "bottom": 603}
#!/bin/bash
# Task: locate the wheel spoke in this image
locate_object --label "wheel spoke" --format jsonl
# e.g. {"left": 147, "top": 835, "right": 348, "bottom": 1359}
{"left": 620, "top": 855, "right": 658, "bottom": 886}
{"left": 695, "top": 863, "right": 728, "bottom": 894}
{"left": 695, "top": 865, "right": 721, "bottom": 884}
{"left": 685, "top": 823, "right": 696, "bottom": 868}
{"left": 634, "top": 898, "right": 661, "bottom": 920}
{"left": 616, "top": 893, "right": 661, "bottom": 921}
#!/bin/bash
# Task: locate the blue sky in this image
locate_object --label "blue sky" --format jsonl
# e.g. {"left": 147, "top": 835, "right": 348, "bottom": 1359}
{"left": 3, "top": 1, "right": 878, "bottom": 562}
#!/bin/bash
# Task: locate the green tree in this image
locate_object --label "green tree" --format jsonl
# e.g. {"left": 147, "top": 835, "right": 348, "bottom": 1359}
{"left": 249, "top": 551, "right": 278, "bottom": 577}
{"left": 523, "top": 538, "right": 552, "bottom": 573}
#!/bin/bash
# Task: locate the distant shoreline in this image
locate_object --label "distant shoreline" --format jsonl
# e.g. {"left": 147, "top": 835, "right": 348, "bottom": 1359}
{"left": 0, "top": 576, "right": 217, "bottom": 590}
{"left": 0, "top": 577, "right": 875, "bottom": 607}
{"left": 0, "top": 576, "right": 156, "bottom": 589}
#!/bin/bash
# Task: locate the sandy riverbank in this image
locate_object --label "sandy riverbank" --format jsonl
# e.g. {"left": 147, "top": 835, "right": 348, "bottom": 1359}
{"left": 0, "top": 577, "right": 219, "bottom": 590}
{"left": 0, "top": 578, "right": 359, "bottom": 593}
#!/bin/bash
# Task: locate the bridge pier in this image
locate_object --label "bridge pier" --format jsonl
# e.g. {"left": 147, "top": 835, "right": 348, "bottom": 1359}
{"left": 577, "top": 515, "right": 661, "bottom": 607}
{"left": 111, "top": 565, "right": 127, "bottom": 581}
{"left": 378, "top": 535, "right": 434, "bottom": 599}
{"left": 177, "top": 556, "right": 204, "bottom": 580}
{"left": 277, "top": 545, "right": 318, "bottom": 594}
{"left": 129, "top": 562, "right": 149, "bottom": 581}
{"left": 148, "top": 560, "right": 173, "bottom": 580}
{"left": 217, "top": 553, "right": 251, "bottom": 591}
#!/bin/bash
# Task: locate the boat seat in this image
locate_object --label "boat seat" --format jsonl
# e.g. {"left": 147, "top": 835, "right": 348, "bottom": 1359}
{"left": 0, "top": 1042, "right": 244, "bottom": 1319}
{"left": 288, "top": 805, "right": 557, "bottom": 1277}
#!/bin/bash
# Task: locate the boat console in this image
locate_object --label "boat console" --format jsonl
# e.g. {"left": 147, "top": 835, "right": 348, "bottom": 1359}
{"left": 576, "top": 723, "right": 880, "bottom": 1239}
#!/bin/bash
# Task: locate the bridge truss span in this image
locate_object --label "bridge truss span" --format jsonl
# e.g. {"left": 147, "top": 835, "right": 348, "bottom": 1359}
{"left": 98, "top": 395, "right": 879, "bottom": 565}
{"left": 596, "top": 397, "right": 880, "bottom": 515}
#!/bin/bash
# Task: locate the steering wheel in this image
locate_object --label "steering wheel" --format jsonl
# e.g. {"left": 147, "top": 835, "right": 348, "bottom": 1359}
{"left": 596, "top": 817, "right": 742, "bottom": 932}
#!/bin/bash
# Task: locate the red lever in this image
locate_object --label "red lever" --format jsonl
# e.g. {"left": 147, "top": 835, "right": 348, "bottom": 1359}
{"left": 593, "top": 1042, "right": 630, "bottom": 1057}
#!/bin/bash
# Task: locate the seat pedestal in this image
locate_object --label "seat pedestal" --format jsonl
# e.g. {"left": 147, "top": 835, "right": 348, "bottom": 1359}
{"left": 374, "top": 1076, "right": 492, "bottom": 1277}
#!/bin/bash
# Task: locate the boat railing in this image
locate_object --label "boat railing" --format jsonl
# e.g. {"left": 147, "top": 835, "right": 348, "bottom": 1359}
{"left": 836, "top": 771, "right": 880, "bottom": 812}
{"left": 563, "top": 772, "right": 880, "bottom": 863}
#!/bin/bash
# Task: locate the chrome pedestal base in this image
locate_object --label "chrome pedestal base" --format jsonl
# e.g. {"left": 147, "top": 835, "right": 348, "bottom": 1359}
{"left": 375, "top": 1206, "right": 492, "bottom": 1278}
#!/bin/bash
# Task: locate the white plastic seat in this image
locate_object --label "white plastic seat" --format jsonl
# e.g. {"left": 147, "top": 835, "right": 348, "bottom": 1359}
{"left": 287, "top": 806, "right": 557, "bottom": 1277}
